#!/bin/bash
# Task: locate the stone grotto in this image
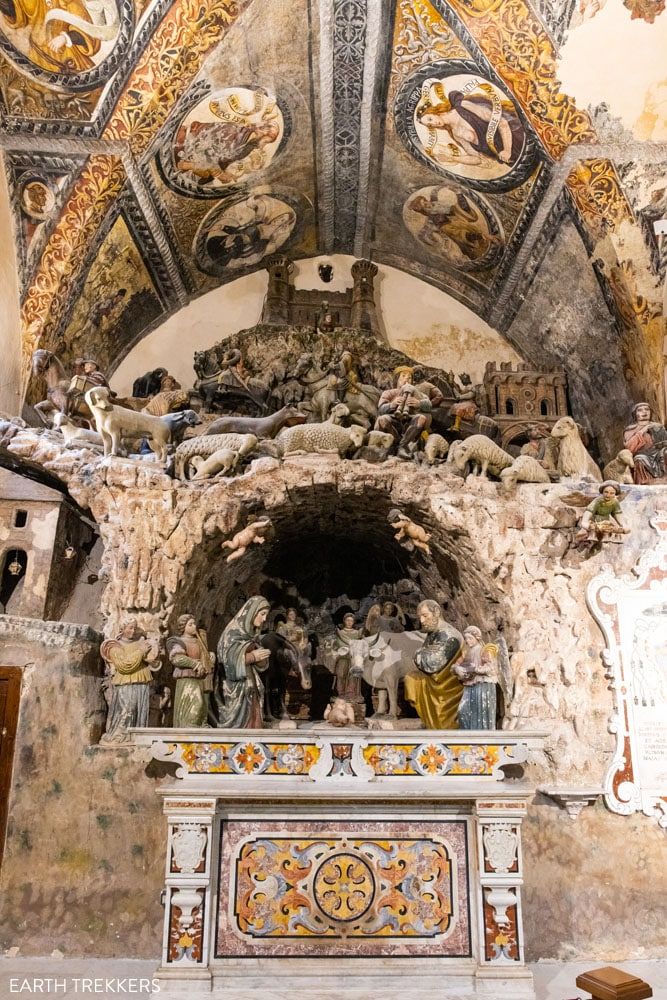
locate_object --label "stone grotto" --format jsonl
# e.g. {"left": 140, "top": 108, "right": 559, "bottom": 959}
{"left": 0, "top": 1, "right": 666, "bottom": 998}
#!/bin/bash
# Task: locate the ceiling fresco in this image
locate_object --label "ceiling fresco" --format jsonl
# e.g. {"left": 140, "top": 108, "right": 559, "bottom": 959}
{"left": 0, "top": 0, "right": 664, "bottom": 410}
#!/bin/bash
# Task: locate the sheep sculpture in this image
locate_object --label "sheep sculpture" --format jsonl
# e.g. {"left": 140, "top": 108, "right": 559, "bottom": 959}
{"left": 53, "top": 412, "right": 103, "bottom": 450}
{"left": 602, "top": 449, "right": 634, "bottom": 484}
{"left": 190, "top": 447, "right": 239, "bottom": 481}
{"left": 424, "top": 433, "right": 449, "bottom": 465}
{"left": 500, "top": 455, "right": 552, "bottom": 488}
{"left": 273, "top": 421, "right": 365, "bottom": 458}
{"left": 174, "top": 433, "right": 258, "bottom": 480}
{"left": 449, "top": 434, "right": 514, "bottom": 479}
{"left": 550, "top": 417, "right": 602, "bottom": 481}
{"left": 85, "top": 387, "right": 172, "bottom": 461}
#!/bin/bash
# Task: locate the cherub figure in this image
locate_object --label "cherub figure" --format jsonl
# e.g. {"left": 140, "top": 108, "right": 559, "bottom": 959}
{"left": 221, "top": 517, "right": 272, "bottom": 563}
{"left": 324, "top": 697, "right": 356, "bottom": 727}
{"left": 387, "top": 508, "right": 431, "bottom": 555}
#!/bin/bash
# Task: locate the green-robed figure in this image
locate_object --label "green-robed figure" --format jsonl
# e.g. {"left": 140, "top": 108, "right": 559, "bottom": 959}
{"left": 212, "top": 596, "right": 271, "bottom": 728}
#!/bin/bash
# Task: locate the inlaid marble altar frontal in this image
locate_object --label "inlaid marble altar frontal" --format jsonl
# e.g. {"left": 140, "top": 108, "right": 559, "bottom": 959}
{"left": 216, "top": 819, "right": 471, "bottom": 957}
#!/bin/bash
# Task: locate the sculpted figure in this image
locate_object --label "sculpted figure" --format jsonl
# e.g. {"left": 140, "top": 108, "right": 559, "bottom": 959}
{"left": 403, "top": 600, "right": 463, "bottom": 729}
{"left": 316, "top": 301, "right": 336, "bottom": 333}
{"left": 221, "top": 517, "right": 272, "bottom": 563}
{"left": 520, "top": 425, "right": 551, "bottom": 463}
{"left": 85, "top": 387, "right": 173, "bottom": 461}
{"left": 452, "top": 626, "right": 500, "bottom": 729}
{"left": 602, "top": 449, "right": 634, "bottom": 485}
{"left": 374, "top": 366, "right": 441, "bottom": 458}
{"left": 191, "top": 447, "right": 239, "bottom": 480}
{"left": 365, "top": 601, "right": 405, "bottom": 635}
{"left": 388, "top": 508, "right": 431, "bottom": 555}
{"left": 623, "top": 402, "right": 667, "bottom": 484}
{"left": 167, "top": 615, "right": 215, "bottom": 728}
{"left": 212, "top": 597, "right": 271, "bottom": 728}
{"left": 100, "top": 621, "right": 161, "bottom": 744}
{"left": 332, "top": 612, "right": 364, "bottom": 703}
{"left": 575, "top": 481, "right": 629, "bottom": 545}
{"left": 324, "top": 697, "right": 356, "bottom": 727}
{"left": 550, "top": 417, "right": 602, "bottom": 481}
{"left": 132, "top": 368, "right": 167, "bottom": 398}
{"left": 276, "top": 607, "right": 310, "bottom": 657}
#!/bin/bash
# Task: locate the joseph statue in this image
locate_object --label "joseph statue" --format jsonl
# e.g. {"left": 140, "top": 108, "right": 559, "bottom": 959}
{"left": 404, "top": 600, "right": 464, "bottom": 729}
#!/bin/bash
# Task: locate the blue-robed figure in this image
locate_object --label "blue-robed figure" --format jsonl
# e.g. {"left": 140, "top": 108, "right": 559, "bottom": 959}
{"left": 211, "top": 596, "right": 270, "bottom": 728}
{"left": 453, "top": 625, "right": 499, "bottom": 730}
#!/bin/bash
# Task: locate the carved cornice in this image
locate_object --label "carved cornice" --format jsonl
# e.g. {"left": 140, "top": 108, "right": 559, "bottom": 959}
{"left": 0, "top": 615, "right": 102, "bottom": 649}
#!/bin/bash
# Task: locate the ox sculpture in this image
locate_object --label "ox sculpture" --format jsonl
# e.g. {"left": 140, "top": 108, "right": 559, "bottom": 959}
{"left": 344, "top": 630, "right": 425, "bottom": 718}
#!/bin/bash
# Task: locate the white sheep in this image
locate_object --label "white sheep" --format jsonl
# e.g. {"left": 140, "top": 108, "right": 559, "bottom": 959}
{"left": 53, "top": 412, "right": 103, "bottom": 450}
{"left": 450, "top": 434, "right": 514, "bottom": 479}
{"left": 274, "top": 421, "right": 365, "bottom": 458}
{"left": 85, "top": 387, "right": 171, "bottom": 461}
{"left": 603, "top": 448, "right": 634, "bottom": 484}
{"left": 190, "top": 448, "right": 239, "bottom": 481}
{"left": 424, "top": 432, "right": 449, "bottom": 465}
{"left": 367, "top": 430, "right": 394, "bottom": 450}
{"left": 174, "top": 433, "right": 258, "bottom": 480}
{"left": 550, "top": 416, "right": 602, "bottom": 481}
{"left": 500, "top": 454, "right": 552, "bottom": 488}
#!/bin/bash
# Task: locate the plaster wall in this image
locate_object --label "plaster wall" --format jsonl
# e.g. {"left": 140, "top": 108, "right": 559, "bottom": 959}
{"left": 0, "top": 153, "right": 22, "bottom": 417}
{"left": 507, "top": 218, "right": 633, "bottom": 458}
{"left": 0, "top": 620, "right": 165, "bottom": 958}
{"left": 558, "top": 3, "right": 667, "bottom": 139}
{"left": 110, "top": 256, "right": 522, "bottom": 396}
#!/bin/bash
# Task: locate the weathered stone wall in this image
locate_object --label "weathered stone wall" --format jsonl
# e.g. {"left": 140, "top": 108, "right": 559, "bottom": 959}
{"left": 2, "top": 426, "right": 667, "bottom": 959}
{"left": 507, "top": 218, "right": 633, "bottom": 458}
{"left": 0, "top": 617, "right": 165, "bottom": 958}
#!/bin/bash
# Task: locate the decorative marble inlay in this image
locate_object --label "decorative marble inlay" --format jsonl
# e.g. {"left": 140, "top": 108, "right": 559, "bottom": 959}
{"left": 175, "top": 740, "right": 321, "bottom": 775}
{"left": 363, "top": 741, "right": 502, "bottom": 775}
{"left": 217, "top": 820, "right": 471, "bottom": 957}
{"left": 313, "top": 852, "right": 376, "bottom": 922}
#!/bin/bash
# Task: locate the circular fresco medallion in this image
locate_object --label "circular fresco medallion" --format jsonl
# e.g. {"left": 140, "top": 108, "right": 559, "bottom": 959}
{"left": 403, "top": 183, "right": 504, "bottom": 270}
{"left": 20, "top": 178, "right": 55, "bottom": 220}
{"left": 0, "top": 0, "right": 133, "bottom": 91}
{"left": 194, "top": 191, "right": 298, "bottom": 277}
{"left": 395, "top": 60, "right": 535, "bottom": 191}
{"left": 313, "top": 852, "right": 375, "bottom": 923}
{"left": 159, "top": 85, "right": 290, "bottom": 198}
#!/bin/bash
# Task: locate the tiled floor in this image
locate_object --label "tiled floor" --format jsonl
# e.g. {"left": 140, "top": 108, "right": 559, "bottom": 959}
{"left": 1, "top": 957, "right": 666, "bottom": 1000}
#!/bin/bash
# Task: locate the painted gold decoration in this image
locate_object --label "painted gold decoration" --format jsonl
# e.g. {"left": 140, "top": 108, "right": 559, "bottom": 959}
{"left": 20, "top": 154, "right": 126, "bottom": 384}
{"left": 392, "top": 0, "right": 468, "bottom": 87}
{"left": 444, "top": 0, "right": 596, "bottom": 158}
{"left": 103, "top": 0, "right": 253, "bottom": 156}
{"left": 566, "top": 159, "right": 634, "bottom": 241}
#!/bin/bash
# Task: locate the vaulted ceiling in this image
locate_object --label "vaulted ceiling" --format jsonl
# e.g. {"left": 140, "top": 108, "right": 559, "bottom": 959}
{"left": 1, "top": 0, "right": 665, "bottom": 410}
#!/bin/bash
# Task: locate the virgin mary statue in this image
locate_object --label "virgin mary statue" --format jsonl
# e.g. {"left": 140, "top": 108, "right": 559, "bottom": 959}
{"left": 212, "top": 596, "right": 270, "bottom": 728}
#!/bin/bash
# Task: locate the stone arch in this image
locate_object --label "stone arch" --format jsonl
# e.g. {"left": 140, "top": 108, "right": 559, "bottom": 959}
{"left": 164, "top": 466, "right": 514, "bottom": 649}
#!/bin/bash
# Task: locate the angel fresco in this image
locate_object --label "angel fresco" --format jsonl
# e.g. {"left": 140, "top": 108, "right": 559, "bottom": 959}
{"left": 414, "top": 76, "right": 525, "bottom": 182}
{"left": 0, "top": 0, "right": 119, "bottom": 75}
{"left": 172, "top": 87, "right": 284, "bottom": 193}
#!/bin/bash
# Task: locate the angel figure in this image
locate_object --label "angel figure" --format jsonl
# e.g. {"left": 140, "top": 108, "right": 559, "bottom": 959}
{"left": 570, "top": 481, "right": 629, "bottom": 547}
{"left": 221, "top": 517, "right": 272, "bottom": 563}
{"left": 387, "top": 508, "right": 431, "bottom": 555}
{"left": 365, "top": 600, "right": 406, "bottom": 635}
{"left": 453, "top": 628, "right": 513, "bottom": 729}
